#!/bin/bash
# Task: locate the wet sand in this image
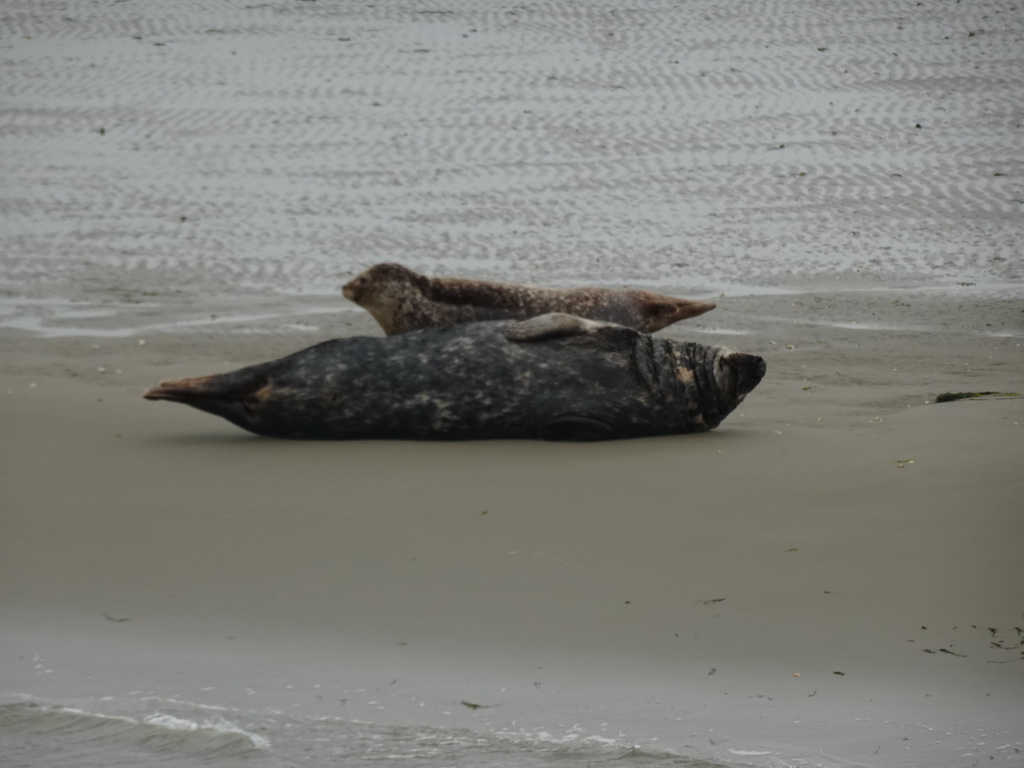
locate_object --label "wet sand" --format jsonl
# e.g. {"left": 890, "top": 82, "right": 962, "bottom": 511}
{"left": 2, "top": 295, "right": 1022, "bottom": 766}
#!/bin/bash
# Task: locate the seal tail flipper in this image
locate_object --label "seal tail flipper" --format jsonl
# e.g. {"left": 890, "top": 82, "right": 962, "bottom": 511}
{"left": 143, "top": 374, "right": 226, "bottom": 403}
{"left": 658, "top": 298, "right": 716, "bottom": 321}
{"left": 505, "top": 313, "right": 637, "bottom": 343}
{"left": 641, "top": 297, "right": 716, "bottom": 332}
{"left": 143, "top": 367, "right": 274, "bottom": 426}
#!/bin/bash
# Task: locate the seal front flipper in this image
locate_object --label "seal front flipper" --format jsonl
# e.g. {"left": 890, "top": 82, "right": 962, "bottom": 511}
{"left": 538, "top": 415, "right": 618, "bottom": 442}
{"left": 505, "top": 313, "right": 638, "bottom": 344}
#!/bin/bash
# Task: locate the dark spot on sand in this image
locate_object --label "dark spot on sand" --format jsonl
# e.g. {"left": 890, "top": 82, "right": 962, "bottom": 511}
{"left": 936, "top": 391, "right": 1019, "bottom": 402}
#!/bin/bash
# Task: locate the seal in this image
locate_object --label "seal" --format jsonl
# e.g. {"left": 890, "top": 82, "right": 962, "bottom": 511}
{"left": 144, "top": 313, "right": 765, "bottom": 441}
{"left": 341, "top": 262, "right": 716, "bottom": 335}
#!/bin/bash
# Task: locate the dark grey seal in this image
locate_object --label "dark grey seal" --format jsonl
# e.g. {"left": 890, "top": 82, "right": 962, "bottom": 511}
{"left": 143, "top": 313, "right": 765, "bottom": 441}
{"left": 342, "top": 262, "right": 716, "bottom": 335}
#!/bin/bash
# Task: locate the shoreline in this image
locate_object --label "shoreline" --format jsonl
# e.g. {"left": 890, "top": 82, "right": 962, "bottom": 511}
{"left": 2, "top": 287, "right": 1021, "bottom": 343}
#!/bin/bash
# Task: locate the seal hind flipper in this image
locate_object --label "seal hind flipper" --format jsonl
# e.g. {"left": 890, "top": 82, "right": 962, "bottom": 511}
{"left": 143, "top": 374, "right": 227, "bottom": 403}
{"left": 539, "top": 415, "right": 618, "bottom": 442}
{"left": 648, "top": 297, "right": 717, "bottom": 324}
{"left": 143, "top": 368, "right": 273, "bottom": 426}
{"left": 505, "top": 313, "right": 636, "bottom": 343}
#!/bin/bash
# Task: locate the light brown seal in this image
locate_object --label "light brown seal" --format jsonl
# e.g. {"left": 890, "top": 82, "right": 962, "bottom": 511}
{"left": 341, "top": 262, "right": 716, "bottom": 335}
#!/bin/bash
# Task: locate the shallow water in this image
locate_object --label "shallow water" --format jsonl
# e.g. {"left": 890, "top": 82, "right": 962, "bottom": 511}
{"left": 1, "top": 698, "right": 730, "bottom": 768}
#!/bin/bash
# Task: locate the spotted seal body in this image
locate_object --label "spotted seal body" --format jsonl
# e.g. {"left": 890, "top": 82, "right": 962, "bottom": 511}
{"left": 342, "top": 263, "right": 716, "bottom": 335}
{"left": 143, "top": 313, "right": 765, "bottom": 441}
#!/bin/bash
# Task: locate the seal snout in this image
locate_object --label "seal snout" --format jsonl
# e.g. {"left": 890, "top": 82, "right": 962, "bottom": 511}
{"left": 341, "top": 277, "right": 361, "bottom": 301}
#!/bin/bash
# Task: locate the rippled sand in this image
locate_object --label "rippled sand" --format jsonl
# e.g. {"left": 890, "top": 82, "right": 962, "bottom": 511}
{"left": 2, "top": 0, "right": 1022, "bottom": 334}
